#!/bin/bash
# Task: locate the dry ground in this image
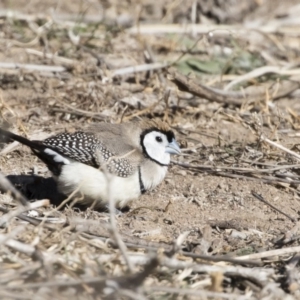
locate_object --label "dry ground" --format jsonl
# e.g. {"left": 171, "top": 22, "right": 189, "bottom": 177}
{"left": 1, "top": 0, "right": 300, "bottom": 299}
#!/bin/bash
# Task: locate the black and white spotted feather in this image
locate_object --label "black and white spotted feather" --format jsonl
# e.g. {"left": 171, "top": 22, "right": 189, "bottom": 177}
{"left": 0, "top": 128, "right": 136, "bottom": 178}
{"left": 43, "top": 132, "right": 102, "bottom": 167}
{"left": 42, "top": 132, "right": 135, "bottom": 177}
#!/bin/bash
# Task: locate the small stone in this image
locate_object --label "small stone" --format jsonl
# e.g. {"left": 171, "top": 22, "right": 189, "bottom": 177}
{"left": 230, "top": 230, "right": 247, "bottom": 240}
{"left": 27, "top": 210, "right": 39, "bottom": 217}
{"left": 163, "top": 218, "right": 173, "bottom": 225}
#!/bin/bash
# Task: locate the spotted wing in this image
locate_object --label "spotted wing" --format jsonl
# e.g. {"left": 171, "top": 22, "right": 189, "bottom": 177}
{"left": 42, "top": 132, "right": 103, "bottom": 167}
{"left": 42, "top": 131, "right": 138, "bottom": 177}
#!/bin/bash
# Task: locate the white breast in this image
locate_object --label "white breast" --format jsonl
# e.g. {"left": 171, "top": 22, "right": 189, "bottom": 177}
{"left": 58, "top": 162, "right": 141, "bottom": 208}
{"left": 140, "top": 160, "right": 168, "bottom": 190}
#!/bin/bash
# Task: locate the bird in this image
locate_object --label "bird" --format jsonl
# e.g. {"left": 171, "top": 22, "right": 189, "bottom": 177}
{"left": 0, "top": 119, "right": 181, "bottom": 208}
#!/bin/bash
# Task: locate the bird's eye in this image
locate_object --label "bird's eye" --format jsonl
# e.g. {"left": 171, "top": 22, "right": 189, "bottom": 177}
{"left": 156, "top": 136, "right": 163, "bottom": 143}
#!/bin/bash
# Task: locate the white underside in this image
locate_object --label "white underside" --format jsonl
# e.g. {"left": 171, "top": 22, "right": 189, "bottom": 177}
{"left": 58, "top": 162, "right": 141, "bottom": 208}
{"left": 57, "top": 158, "right": 168, "bottom": 208}
{"left": 140, "top": 160, "right": 168, "bottom": 191}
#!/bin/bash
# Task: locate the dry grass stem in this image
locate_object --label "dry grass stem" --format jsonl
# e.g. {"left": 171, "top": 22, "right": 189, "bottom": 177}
{"left": 0, "top": 233, "right": 37, "bottom": 257}
{"left": 0, "top": 199, "right": 49, "bottom": 227}
{"left": 0, "top": 62, "right": 66, "bottom": 72}
{"left": 236, "top": 246, "right": 300, "bottom": 261}
{"left": 144, "top": 286, "right": 254, "bottom": 300}
{"left": 107, "top": 174, "right": 134, "bottom": 273}
{"left": 0, "top": 172, "right": 28, "bottom": 207}
{"left": 225, "top": 66, "right": 300, "bottom": 91}
{"left": 112, "top": 62, "right": 168, "bottom": 77}
{"left": 261, "top": 134, "right": 300, "bottom": 161}
{"left": 127, "top": 22, "right": 300, "bottom": 35}
{"left": 25, "top": 48, "right": 75, "bottom": 66}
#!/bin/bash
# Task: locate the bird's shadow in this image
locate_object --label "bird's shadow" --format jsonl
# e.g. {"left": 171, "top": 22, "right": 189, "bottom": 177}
{"left": 6, "top": 175, "right": 67, "bottom": 206}
{"left": 4, "top": 175, "right": 92, "bottom": 211}
{"left": 4, "top": 175, "right": 130, "bottom": 213}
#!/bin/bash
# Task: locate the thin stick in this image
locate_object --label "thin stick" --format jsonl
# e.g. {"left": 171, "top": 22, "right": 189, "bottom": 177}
{"left": 251, "top": 191, "right": 296, "bottom": 222}
{"left": 0, "top": 226, "right": 24, "bottom": 246}
{"left": 0, "top": 62, "right": 66, "bottom": 72}
{"left": 225, "top": 66, "right": 300, "bottom": 91}
{"left": 167, "top": 68, "right": 299, "bottom": 106}
{"left": 173, "top": 162, "right": 300, "bottom": 186}
{"left": 96, "top": 253, "right": 274, "bottom": 282}
{"left": 0, "top": 206, "right": 56, "bottom": 229}
{"left": 0, "top": 199, "right": 49, "bottom": 227}
{"left": 182, "top": 252, "right": 261, "bottom": 266}
{"left": 51, "top": 108, "right": 106, "bottom": 121}
{"left": 123, "top": 100, "right": 161, "bottom": 121}
{"left": 261, "top": 134, "right": 300, "bottom": 161}
{"left": 127, "top": 23, "right": 300, "bottom": 35}
{"left": 54, "top": 98, "right": 107, "bottom": 120}
{"left": 0, "top": 9, "right": 98, "bottom": 26}
{"left": 107, "top": 181, "right": 134, "bottom": 272}
{"left": 168, "top": 35, "right": 204, "bottom": 67}
{"left": 103, "top": 152, "right": 134, "bottom": 272}
{"left": 236, "top": 245, "right": 300, "bottom": 261}
{"left": 0, "top": 172, "right": 28, "bottom": 206}
{"left": 167, "top": 68, "right": 243, "bottom": 106}
{"left": 111, "top": 62, "right": 168, "bottom": 77}
{"left": 144, "top": 286, "right": 253, "bottom": 300}
{"left": 25, "top": 48, "right": 75, "bottom": 66}
{"left": 174, "top": 161, "right": 300, "bottom": 174}
{"left": 0, "top": 233, "right": 37, "bottom": 257}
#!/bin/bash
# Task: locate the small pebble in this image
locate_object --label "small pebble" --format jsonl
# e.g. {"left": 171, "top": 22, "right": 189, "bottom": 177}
{"left": 27, "top": 210, "right": 39, "bottom": 217}
{"left": 230, "top": 229, "right": 247, "bottom": 240}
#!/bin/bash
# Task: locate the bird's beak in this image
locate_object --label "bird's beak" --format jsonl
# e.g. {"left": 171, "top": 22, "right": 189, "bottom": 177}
{"left": 165, "top": 139, "right": 181, "bottom": 155}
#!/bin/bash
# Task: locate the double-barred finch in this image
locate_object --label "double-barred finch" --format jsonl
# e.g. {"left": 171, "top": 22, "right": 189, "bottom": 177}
{"left": 0, "top": 119, "right": 181, "bottom": 208}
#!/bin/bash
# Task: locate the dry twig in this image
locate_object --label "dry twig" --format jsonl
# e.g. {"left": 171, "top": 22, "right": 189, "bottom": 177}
{"left": 167, "top": 68, "right": 299, "bottom": 106}
{"left": 0, "top": 172, "right": 28, "bottom": 207}
{"left": 236, "top": 246, "right": 300, "bottom": 261}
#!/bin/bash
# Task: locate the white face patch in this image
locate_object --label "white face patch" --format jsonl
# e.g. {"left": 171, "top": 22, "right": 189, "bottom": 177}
{"left": 44, "top": 148, "right": 70, "bottom": 165}
{"left": 142, "top": 131, "right": 171, "bottom": 165}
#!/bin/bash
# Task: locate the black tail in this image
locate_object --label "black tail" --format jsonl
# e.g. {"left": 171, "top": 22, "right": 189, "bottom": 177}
{"left": 0, "top": 128, "right": 63, "bottom": 176}
{"left": 0, "top": 128, "right": 43, "bottom": 150}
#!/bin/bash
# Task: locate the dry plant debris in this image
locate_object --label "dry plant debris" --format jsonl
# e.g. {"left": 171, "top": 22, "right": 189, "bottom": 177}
{"left": 1, "top": 0, "right": 300, "bottom": 299}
